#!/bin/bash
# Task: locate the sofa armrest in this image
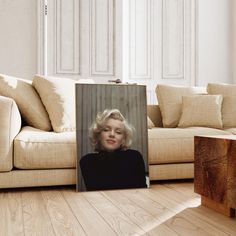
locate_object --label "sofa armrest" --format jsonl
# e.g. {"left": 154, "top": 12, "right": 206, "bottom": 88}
{"left": 0, "top": 96, "right": 21, "bottom": 171}
{"left": 147, "top": 105, "right": 163, "bottom": 127}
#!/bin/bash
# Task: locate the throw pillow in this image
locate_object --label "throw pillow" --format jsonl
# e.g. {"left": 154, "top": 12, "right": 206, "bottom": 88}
{"left": 207, "top": 83, "right": 236, "bottom": 128}
{"left": 156, "top": 84, "right": 206, "bottom": 128}
{"left": 178, "top": 95, "right": 223, "bottom": 129}
{"left": 147, "top": 116, "right": 155, "bottom": 129}
{"left": 207, "top": 83, "right": 236, "bottom": 96}
{"left": 33, "top": 75, "right": 76, "bottom": 132}
{"left": 0, "top": 74, "right": 52, "bottom": 131}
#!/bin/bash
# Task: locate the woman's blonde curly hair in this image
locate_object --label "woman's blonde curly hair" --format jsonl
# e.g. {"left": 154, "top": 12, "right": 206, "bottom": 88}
{"left": 89, "top": 109, "right": 134, "bottom": 151}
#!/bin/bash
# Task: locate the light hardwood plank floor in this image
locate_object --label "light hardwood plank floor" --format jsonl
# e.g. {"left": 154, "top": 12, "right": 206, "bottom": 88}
{"left": 0, "top": 181, "right": 235, "bottom": 236}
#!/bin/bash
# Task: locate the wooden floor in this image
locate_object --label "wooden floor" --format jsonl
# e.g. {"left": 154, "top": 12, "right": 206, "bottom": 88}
{"left": 0, "top": 181, "right": 236, "bottom": 236}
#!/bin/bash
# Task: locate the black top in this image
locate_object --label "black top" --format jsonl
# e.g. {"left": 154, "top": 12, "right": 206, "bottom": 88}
{"left": 80, "top": 149, "right": 147, "bottom": 191}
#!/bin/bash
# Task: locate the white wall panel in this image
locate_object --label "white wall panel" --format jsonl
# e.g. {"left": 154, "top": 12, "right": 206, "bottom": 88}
{"left": 40, "top": 0, "right": 120, "bottom": 81}
{"left": 45, "top": 0, "right": 80, "bottom": 76}
{"left": 90, "top": 0, "right": 114, "bottom": 76}
{"left": 0, "top": 0, "right": 37, "bottom": 79}
{"left": 197, "top": 0, "right": 233, "bottom": 86}
{"left": 124, "top": 0, "right": 198, "bottom": 103}
{"left": 162, "top": 0, "right": 184, "bottom": 79}
{"left": 130, "top": 0, "right": 152, "bottom": 79}
{"left": 56, "top": 0, "right": 79, "bottom": 74}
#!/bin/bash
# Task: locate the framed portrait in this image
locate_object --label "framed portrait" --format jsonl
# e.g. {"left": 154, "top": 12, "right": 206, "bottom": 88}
{"left": 76, "top": 84, "right": 149, "bottom": 191}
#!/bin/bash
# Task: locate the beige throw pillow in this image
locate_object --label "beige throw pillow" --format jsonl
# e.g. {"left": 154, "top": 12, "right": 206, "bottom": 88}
{"left": 0, "top": 74, "right": 51, "bottom": 131}
{"left": 178, "top": 95, "right": 223, "bottom": 129}
{"left": 221, "top": 96, "right": 236, "bottom": 128}
{"left": 207, "top": 83, "right": 236, "bottom": 128}
{"left": 147, "top": 116, "right": 155, "bottom": 129}
{"left": 207, "top": 83, "right": 236, "bottom": 96}
{"left": 156, "top": 84, "right": 206, "bottom": 128}
{"left": 33, "top": 75, "right": 76, "bottom": 132}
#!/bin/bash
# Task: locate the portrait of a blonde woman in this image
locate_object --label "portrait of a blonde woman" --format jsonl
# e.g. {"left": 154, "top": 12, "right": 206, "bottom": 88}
{"left": 79, "top": 109, "right": 147, "bottom": 191}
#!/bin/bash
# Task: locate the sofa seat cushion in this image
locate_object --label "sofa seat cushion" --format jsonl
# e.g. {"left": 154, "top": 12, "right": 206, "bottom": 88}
{"left": 14, "top": 126, "right": 76, "bottom": 169}
{"left": 148, "top": 127, "right": 232, "bottom": 164}
{"left": 223, "top": 128, "right": 236, "bottom": 135}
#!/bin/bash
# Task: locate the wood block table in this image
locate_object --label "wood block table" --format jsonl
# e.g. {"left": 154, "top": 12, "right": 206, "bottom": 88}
{"left": 194, "top": 135, "right": 236, "bottom": 217}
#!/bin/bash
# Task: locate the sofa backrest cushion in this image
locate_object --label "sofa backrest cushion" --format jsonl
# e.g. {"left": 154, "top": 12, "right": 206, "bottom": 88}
{"left": 155, "top": 84, "right": 206, "bottom": 128}
{"left": 33, "top": 75, "right": 76, "bottom": 132}
{"left": 147, "top": 116, "right": 155, "bottom": 129}
{"left": 0, "top": 74, "right": 52, "bottom": 131}
{"left": 207, "top": 83, "right": 236, "bottom": 128}
{"left": 178, "top": 95, "right": 223, "bottom": 129}
{"left": 147, "top": 105, "right": 163, "bottom": 127}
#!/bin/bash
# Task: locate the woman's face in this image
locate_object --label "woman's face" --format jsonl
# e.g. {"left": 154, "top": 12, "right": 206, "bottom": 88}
{"left": 100, "top": 118, "right": 125, "bottom": 152}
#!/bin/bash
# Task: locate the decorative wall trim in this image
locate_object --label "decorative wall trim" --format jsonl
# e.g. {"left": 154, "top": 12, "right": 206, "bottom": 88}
{"left": 55, "top": 0, "right": 80, "bottom": 74}
{"left": 37, "top": 0, "right": 45, "bottom": 74}
{"left": 129, "top": 0, "right": 152, "bottom": 79}
{"left": 162, "top": 0, "right": 184, "bottom": 79}
{"left": 193, "top": 0, "right": 198, "bottom": 86}
{"left": 90, "top": 0, "right": 114, "bottom": 76}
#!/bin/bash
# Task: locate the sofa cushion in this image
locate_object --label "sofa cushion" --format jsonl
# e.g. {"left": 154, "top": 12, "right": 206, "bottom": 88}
{"left": 178, "top": 95, "right": 223, "bottom": 129}
{"left": 207, "top": 83, "right": 236, "bottom": 128}
{"left": 14, "top": 126, "right": 76, "bottom": 169}
{"left": 0, "top": 74, "right": 52, "bottom": 131}
{"left": 223, "top": 128, "right": 236, "bottom": 135}
{"left": 156, "top": 84, "right": 206, "bottom": 128}
{"left": 147, "top": 105, "right": 163, "bottom": 127}
{"left": 147, "top": 116, "right": 155, "bottom": 129}
{"left": 33, "top": 75, "right": 76, "bottom": 132}
{"left": 148, "top": 127, "right": 232, "bottom": 164}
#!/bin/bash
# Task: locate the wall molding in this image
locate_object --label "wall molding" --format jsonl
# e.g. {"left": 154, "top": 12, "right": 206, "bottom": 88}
{"left": 55, "top": 0, "right": 80, "bottom": 74}
{"left": 90, "top": 0, "right": 114, "bottom": 76}
{"left": 161, "top": 0, "right": 197, "bottom": 84}
{"left": 37, "top": 0, "right": 45, "bottom": 74}
{"left": 129, "top": 0, "right": 152, "bottom": 80}
{"left": 162, "top": 0, "right": 184, "bottom": 79}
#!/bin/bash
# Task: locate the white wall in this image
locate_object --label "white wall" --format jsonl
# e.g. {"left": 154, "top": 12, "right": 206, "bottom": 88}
{"left": 0, "top": 0, "right": 234, "bottom": 88}
{"left": 197, "top": 0, "right": 234, "bottom": 86}
{"left": 42, "top": 0, "right": 123, "bottom": 84}
{"left": 234, "top": 0, "right": 236, "bottom": 83}
{"left": 0, "top": 0, "right": 37, "bottom": 80}
{"left": 123, "top": 0, "right": 198, "bottom": 104}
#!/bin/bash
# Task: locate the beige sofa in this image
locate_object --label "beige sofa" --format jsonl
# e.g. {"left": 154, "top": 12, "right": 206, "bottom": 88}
{"left": 147, "top": 105, "right": 234, "bottom": 180}
{"left": 0, "top": 74, "right": 78, "bottom": 189}
{"left": 147, "top": 83, "right": 236, "bottom": 181}
{"left": 0, "top": 96, "right": 76, "bottom": 188}
{"left": 1, "top": 74, "right": 236, "bottom": 188}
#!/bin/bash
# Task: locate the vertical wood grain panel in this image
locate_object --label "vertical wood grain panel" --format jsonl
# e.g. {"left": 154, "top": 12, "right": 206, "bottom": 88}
{"left": 90, "top": 0, "right": 114, "bottom": 75}
{"left": 227, "top": 141, "right": 236, "bottom": 209}
{"left": 162, "top": 0, "right": 184, "bottom": 79}
{"left": 56, "top": 0, "right": 79, "bottom": 74}
{"left": 130, "top": 0, "right": 151, "bottom": 79}
{"left": 76, "top": 84, "right": 148, "bottom": 191}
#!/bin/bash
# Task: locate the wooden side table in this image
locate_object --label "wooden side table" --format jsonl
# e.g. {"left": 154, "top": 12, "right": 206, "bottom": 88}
{"left": 194, "top": 135, "right": 236, "bottom": 217}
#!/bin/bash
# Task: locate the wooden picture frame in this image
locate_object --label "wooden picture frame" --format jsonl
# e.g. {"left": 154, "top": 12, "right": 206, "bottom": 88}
{"left": 76, "top": 84, "right": 149, "bottom": 191}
